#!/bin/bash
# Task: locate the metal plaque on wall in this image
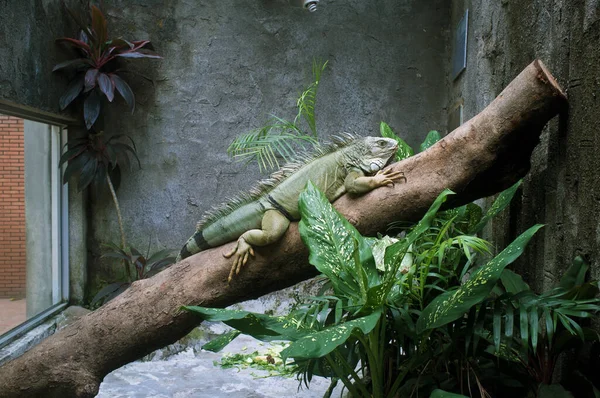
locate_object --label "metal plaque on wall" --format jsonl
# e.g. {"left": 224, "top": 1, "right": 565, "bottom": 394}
{"left": 452, "top": 9, "right": 468, "bottom": 80}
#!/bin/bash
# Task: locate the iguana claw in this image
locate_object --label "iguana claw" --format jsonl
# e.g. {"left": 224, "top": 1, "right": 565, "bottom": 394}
{"left": 374, "top": 168, "right": 406, "bottom": 188}
{"left": 224, "top": 237, "right": 255, "bottom": 282}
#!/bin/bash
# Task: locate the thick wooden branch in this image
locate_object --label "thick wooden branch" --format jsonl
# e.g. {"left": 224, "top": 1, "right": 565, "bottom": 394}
{"left": 0, "top": 60, "right": 566, "bottom": 397}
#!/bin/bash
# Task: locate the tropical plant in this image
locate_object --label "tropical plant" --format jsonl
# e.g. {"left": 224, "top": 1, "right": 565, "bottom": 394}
{"left": 54, "top": 5, "right": 160, "bottom": 129}
{"left": 54, "top": 4, "right": 161, "bottom": 253}
{"left": 59, "top": 132, "right": 139, "bottom": 250}
{"left": 227, "top": 60, "right": 327, "bottom": 172}
{"left": 91, "top": 242, "right": 175, "bottom": 307}
{"left": 185, "top": 179, "right": 599, "bottom": 397}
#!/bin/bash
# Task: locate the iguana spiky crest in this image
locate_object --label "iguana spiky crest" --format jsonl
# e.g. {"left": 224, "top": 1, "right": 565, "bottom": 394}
{"left": 196, "top": 133, "right": 358, "bottom": 230}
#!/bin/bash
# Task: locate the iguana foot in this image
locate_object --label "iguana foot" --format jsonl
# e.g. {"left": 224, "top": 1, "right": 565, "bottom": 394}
{"left": 223, "top": 237, "right": 255, "bottom": 282}
{"left": 373, "top": 168, "right": 406, "bottom": 188}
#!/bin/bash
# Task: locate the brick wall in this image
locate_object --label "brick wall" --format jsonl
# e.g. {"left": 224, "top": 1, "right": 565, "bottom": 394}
{"left": 0, "top": 115, "right": 26, "bottom": 298}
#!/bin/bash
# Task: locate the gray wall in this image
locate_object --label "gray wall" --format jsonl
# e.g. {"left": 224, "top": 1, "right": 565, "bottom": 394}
{"left": 88, "top": 0, "right": 451, "bottom": 288}
{"left": 448, "top": 0, "right": 600, "bottom": 295}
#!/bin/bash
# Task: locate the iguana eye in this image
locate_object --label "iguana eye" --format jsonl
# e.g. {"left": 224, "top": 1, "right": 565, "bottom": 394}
{"left": 378, "top": 141, "right": 386, "bottom": 147}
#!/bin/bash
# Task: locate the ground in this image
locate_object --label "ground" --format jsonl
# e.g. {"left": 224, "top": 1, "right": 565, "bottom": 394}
{"left": 98, "top": 333, "right": 339, "bottom": 398}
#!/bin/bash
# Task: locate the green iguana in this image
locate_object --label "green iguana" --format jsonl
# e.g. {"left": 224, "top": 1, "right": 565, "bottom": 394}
{"left": 177, "top": 135, "right": 403, "bottom": 281}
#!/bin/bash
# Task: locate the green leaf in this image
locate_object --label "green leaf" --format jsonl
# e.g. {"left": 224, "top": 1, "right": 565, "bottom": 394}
{"left": 202, "top": 330, "right": 241, "bottom": 352}
{"left": 298, "top": 181, "right": 373, "bottom": 301}
{"left": 559, "top": 256, "right": 589, "bottom": 290}
{"left": 281, "top": 311, "right": 381, "bottom": 360}
{"left": 501, "top": 268, "right": 531, "bottom": 294}
{"left": 183, "top": 306, "right": 308, "bottom": 342}
{"left": 380, "top": 121, "right": 414, "bottom": 161}
{"left": 530, "top": 307, "right": 539, "bottom": 353}
{"left": 430, "top": 390, "right": 469, "bottom": 398}
{"left": 417, "top": 224, "right": 543, "bottom": 333}
{"left": 470, "top": 180, "right": 522, "bottom": 234}
{"left": 493, "top": 303, "right": 502, "bottom": 352}
{"left": 419, "top": 130, "right": 441, "bottom": 152}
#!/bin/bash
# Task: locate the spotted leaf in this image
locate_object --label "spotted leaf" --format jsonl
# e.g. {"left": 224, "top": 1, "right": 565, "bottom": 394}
{"left": 416, "top": 224, "right": 543, "bottom": 333}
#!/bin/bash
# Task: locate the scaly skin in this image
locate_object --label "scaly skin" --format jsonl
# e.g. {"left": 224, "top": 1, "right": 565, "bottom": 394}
{"left": 177, "top": 136, "right": 404, "bottom": 281}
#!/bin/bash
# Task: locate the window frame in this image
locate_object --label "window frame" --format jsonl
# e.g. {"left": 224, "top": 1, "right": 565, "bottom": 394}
{"left": 0, "top": 100, "right": 77, "bottom": 349}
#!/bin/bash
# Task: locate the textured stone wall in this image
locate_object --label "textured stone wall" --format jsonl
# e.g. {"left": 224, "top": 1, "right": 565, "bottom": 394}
{"left": 86, "top": 0, "right": 451, "bottom": 289}
{"left": 448, "top": 0, "right": 600, "bottom": 293}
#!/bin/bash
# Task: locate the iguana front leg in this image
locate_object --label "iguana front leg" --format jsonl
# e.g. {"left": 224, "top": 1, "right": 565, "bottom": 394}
{"left": 345, "top": 167, "right": 406, "bottom": 194}
{"left": 223, "top": 209, "right": 291, "bottom": 282}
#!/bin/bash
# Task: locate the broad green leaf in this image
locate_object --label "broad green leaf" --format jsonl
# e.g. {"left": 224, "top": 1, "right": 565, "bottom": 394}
{"left": 559, "top": 256, "right": 589, "bottom": 290}
{"left": 419, "top": 130, "right": 441, "bottom": 152}
{"left": 298, "top": 182, "right": 375, "bottom": 300}
{"left": 538, "top": 384, "right": 574, "bottom": 398}
{"left": 501, "top": 268, "right": 531, "bottom": 294}
{"left": 430, "top": 390, "right": 469, "bottom": 398}
{"left": 380, "top": 121, "right": 414, "bottom": 161}
{"left": 202, "top": 330, "right": 241, "bottom": 352}
{"left": 183, "top": 306, "right": 308, "bottom": 341}
{"left": 417, "top": 224, "right": 543, "bottom": 333}
{"left": 470, "top": 180, "right": 522, "bottom": 234}
{"left": 281, "top": 311, "right": 381, "bottom": 360}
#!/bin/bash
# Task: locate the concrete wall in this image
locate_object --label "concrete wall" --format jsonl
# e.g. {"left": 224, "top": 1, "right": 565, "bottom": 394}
{"left": 88, "top": 0, "right": 451, "bottom": 288}
{"left": 447, "top": 0, "right": 600, "bottom": 293}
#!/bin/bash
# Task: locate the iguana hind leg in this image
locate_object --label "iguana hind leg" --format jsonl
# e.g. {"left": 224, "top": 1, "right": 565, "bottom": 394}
{"left": 223, "top": 209, "right": 291, "bottom": 282}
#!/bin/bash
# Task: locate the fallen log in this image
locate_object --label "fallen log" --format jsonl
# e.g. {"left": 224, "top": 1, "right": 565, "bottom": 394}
{"left": 0, "top": 60, "right": 566, "bottom": 397}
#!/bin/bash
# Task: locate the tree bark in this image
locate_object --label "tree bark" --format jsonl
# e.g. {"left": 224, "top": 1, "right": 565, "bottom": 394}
{"left": 0, "top": 60, "right": 566, "bottom": 397}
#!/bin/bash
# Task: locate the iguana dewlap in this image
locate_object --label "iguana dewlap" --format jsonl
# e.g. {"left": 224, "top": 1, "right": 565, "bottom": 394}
{"left": 177, "top": 135, "right": 403, "bottom": 281}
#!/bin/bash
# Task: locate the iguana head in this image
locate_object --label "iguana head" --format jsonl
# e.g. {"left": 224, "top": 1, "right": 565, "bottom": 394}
{"left": 351, "top": 137, "right": 399, "bottom": 174}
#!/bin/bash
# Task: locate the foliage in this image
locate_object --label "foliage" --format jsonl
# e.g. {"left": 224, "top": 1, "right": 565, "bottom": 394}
{"left": 59, "top": 132, "right": 139, "bottom": 192}
{"left": 185, "top": 180, "right": 600, "bottom": 397}
{"left": 227, "top": 60, "right": 326, "bottom": 172}
{"left": 54, "top": 5, "right": 160, "bottom": 129}
{"left": 91, "top": 242, "right": 175, "bottom": 306}
{"left": 379, "top": 122, "right": 440, "bottom": 162}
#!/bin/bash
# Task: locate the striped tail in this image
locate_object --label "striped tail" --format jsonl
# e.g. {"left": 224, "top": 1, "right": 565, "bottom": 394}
{"left": 176, "top": 229, "right": 211, "bottom": 262}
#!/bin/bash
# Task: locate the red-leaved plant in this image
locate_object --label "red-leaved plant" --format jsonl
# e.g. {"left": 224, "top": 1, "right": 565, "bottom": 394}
{"left": 54, "top": 5, "right": 160, "bottom": 129}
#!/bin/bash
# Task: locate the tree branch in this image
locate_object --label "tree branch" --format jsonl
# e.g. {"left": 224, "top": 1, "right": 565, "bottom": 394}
{"left": 0, "top": 60, "right": 566, "bottom": 398}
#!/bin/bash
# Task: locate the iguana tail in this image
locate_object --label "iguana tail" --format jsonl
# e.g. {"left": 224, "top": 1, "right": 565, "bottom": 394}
{"left": 176, "top": 200, "right": 266, "bottom": 262}
{"left": 176, "top": 230, "right": 212, "bottom": 262}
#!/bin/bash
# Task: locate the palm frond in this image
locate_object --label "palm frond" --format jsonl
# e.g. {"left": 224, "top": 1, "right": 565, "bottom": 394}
{"left": 227, "top": 127, "right": 318, "bottom": 172}
{"left": 295, "top": 59, "right": 328, "bottom": 136}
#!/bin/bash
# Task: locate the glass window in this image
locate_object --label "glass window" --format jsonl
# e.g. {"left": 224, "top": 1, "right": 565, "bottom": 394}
{"left": 0, "top": 114, "right": 68, "bottom": 341}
